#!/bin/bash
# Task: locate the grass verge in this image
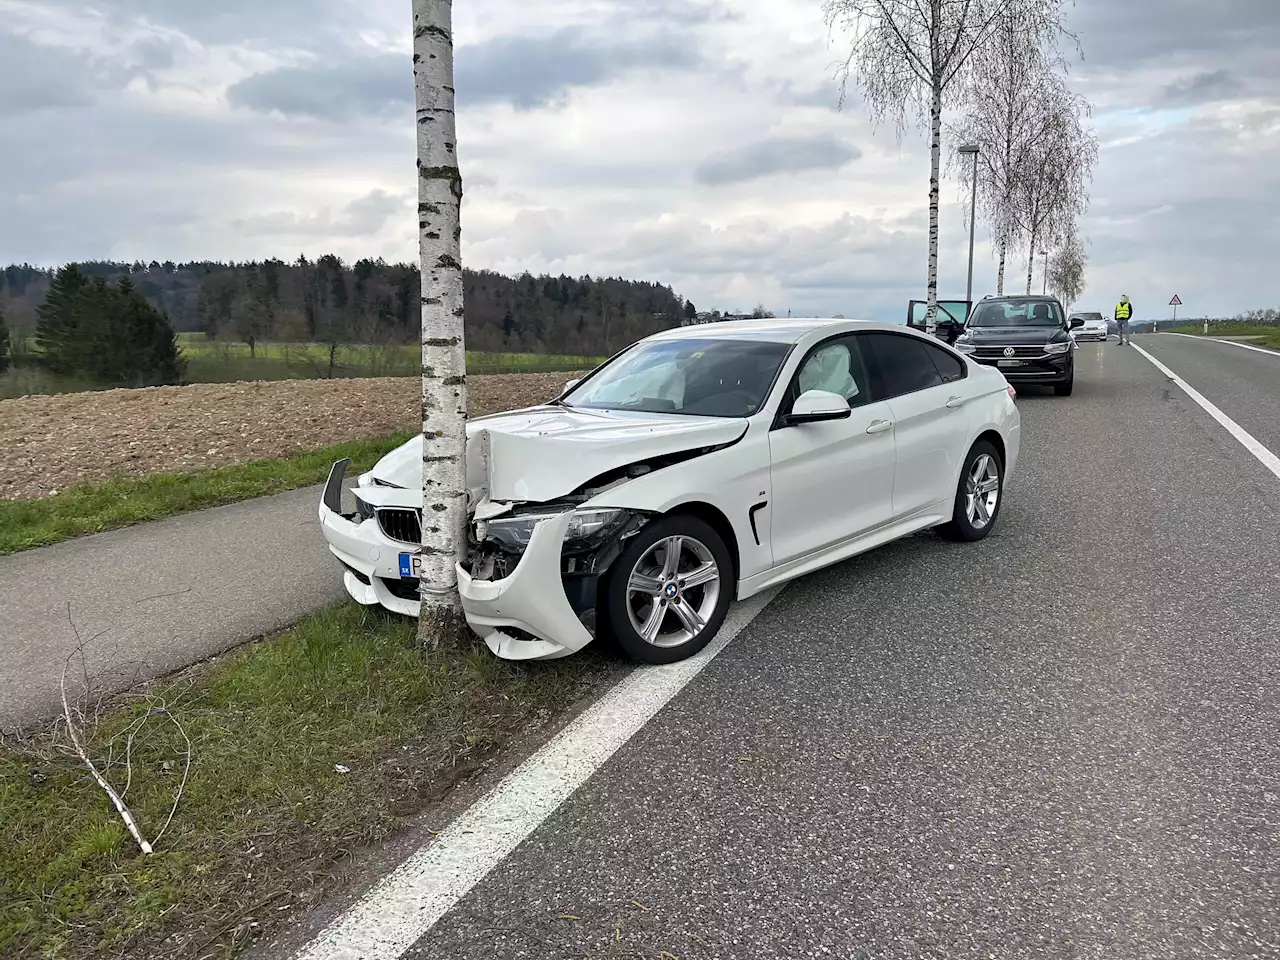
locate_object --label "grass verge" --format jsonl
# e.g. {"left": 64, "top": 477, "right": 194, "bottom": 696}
{"left": 0, "top": 603, "right": 620, "bottom": 959}
{"left": 0, "top": 432, "right": 413, "bottom": 556}
{"left": 1167, "top": 322, "right": 1280, "bottom": 349}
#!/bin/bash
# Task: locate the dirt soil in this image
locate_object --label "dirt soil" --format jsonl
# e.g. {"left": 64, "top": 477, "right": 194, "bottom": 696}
{"left": 0, "top": 372, "right": 581, "bottom": 501}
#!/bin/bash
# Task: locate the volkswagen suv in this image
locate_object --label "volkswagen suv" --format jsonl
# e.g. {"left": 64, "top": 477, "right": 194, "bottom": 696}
{"left": 953, "top": 295, "right": 1081, "bottom": 396}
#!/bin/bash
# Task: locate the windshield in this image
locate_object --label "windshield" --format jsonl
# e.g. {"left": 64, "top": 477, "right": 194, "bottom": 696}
{"left": 970, "top": 300, "right": 1063, "bottom": 328}
{"left": 563, "top": 338, "right": 792, "bottom": 418}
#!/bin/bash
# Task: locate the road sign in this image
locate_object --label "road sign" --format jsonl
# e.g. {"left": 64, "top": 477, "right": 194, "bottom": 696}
{"left": 1169, "top": 294, "right": 1182, "bottom": 305}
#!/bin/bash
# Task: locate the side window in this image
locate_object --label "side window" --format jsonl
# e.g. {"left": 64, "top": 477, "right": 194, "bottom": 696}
{"left": 863, "top": 333, "right": 945, "bottom": 399}
{"left": 789, "top": 335, "right": 872, "bottom": 411}
{"left": 922, "top": 341, "right": 966, "bottom": 384}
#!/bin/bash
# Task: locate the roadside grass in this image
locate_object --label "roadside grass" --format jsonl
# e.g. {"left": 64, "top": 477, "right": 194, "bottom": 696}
{"left": 0, "top": 603, "right": 620, "bottom": 959}
{"left": 1167, "top": 322, "right": 1280, "bottom": 349}
{"left": 0, "top": 433, "right": 413, "bottom": 556}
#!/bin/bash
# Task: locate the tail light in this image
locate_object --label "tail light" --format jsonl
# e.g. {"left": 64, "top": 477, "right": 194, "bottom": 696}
{"left": 1007, "top": 385, "right": 1017, "bottom": 401}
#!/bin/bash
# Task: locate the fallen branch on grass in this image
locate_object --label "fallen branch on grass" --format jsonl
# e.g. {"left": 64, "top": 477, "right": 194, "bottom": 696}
{"left": 59, "top": 603, "right": 193, "bottom": 856}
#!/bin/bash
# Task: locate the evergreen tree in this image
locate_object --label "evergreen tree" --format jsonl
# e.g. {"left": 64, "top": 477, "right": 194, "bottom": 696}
{"left": 34, "top": 269, "right": 183, "bottom": 386}
{"left": 36, "top": 264, "right": 89, "bottom": 373}
{"left": 0, "top": 304, "right": 9, "bottom": 375}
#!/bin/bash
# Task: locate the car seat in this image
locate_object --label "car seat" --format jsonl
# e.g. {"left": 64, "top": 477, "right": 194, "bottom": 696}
{"left": 1032, "top": 303, "right": 1051, "bottom": 322}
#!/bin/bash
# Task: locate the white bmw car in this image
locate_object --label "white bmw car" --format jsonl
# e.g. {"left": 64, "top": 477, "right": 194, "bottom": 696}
{"left": 319, "top": 319, "right": 1021, "bottom": 664}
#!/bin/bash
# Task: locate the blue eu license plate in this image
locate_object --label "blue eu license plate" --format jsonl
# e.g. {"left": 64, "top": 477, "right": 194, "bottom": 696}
{"left": 398, "top": 553, "right": 422, "bottom": 579}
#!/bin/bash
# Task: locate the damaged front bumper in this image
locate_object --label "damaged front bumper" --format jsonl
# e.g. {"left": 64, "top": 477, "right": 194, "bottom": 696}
{"left": 318, "top": 458, "right": 650, "bottom": 662}
{"left": 457, "top": 505, "right": 650, "bottom": 661}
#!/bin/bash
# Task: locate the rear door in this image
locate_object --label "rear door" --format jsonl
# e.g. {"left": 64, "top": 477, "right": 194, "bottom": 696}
{"left": 862, "top": 332, "right": 973, "bottom": 518}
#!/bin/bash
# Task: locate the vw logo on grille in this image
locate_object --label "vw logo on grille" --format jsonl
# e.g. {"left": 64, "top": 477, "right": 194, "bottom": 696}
{"left": 1003, "top": 346, "right": 1016, "bottom": 357}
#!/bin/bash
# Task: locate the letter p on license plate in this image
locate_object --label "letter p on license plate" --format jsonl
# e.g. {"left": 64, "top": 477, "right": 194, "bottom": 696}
{"left": 398, "top": 552, "right": 423, "bottom": 579}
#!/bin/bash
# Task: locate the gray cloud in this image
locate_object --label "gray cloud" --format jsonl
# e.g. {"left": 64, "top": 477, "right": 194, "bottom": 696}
{"left": 455, "top": 28, "right": 700, "bottom": 110}
{"left": 225, "top": 26, "right": 703, "bottom": 121}
{"left": 694, "top": 134, "right": 861, "bottom": 186}
{"left": 233, "top": 189, "right": 408, "bottom": 238}
{"left": 1159, "top": 69, "right": 1245, "bottom": 107}
{"left": 227, "top": 55, "right": 410, "bottom": 122}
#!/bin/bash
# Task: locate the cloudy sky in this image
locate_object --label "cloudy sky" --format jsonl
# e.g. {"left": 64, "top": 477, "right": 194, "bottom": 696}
{"left": 1, "top": 0, "right": 1276, "bottom": 321}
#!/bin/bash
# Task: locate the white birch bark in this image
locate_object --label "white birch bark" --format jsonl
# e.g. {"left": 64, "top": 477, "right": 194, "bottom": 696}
{"left": 926, "top": 81, "right": 942, "bottom": 331}
{"left": 1025, "top": 229, "right": 1037, "bottom": 295}
{"left": 996, "top": 238, "right": 1007, "bottom": 295}
{"left": 414, "top": 0, "right": 469, "bottom": 645}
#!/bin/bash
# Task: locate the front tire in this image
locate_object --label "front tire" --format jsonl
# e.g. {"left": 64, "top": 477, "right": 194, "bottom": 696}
{"left": 937, "top": 441, "right": 1004, "bottom": 542}
{"left": 604, "top": 514, "right": 734, "bottom": 665}
{"left": 1054, "top": 374, "right": 1074, "bottom": 396}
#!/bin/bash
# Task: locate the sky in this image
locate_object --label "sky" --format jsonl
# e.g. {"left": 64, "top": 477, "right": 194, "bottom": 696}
{"left": 1, "top": 0, "right": 1277, "bottom": 322}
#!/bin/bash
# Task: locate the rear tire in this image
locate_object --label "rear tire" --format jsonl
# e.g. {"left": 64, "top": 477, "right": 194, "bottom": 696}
{"left": 604, "top": 514, "right": 734, "bottom": 665}
{"left": 937, "top": 441, "right": 1004, "bottom": 542}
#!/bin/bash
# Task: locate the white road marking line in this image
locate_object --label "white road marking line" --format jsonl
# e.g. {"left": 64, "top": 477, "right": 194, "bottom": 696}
{"left": 1132, "top": 342, "right": 1280, "bottom": 483}
{"left": 1160, "top": 332, "right": 1280, "bottom": 357}
{"left": 292, "top": 587, "right": 783, "bottom": 960}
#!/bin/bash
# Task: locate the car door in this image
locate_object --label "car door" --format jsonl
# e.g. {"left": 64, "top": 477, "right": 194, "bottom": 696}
{"left": 862, "top": 332, "right": 972, "bottom": 518}
{"left": 767, "top": 334, "right": 897, "bottom": 566}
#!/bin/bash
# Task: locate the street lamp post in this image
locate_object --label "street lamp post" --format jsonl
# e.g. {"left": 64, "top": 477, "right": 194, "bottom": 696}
{"left": 958, "top": 144, "right": 980, "bottom": 307}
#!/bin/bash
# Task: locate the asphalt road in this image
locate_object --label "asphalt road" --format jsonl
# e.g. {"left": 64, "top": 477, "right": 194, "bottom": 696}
{"left": 0, "top": 484, "right": 346, "bottom": 730}
{"left": 378, "top": 339, "right": 1280, "bottom": 960}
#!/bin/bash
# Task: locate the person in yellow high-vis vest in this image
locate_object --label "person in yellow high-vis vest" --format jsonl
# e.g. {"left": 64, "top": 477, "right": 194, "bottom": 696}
{"left": 1114, "top": 295, "right": 1133, "bottom": 345}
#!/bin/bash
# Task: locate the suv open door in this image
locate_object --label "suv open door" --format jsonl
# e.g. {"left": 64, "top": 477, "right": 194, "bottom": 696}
{"left": 906, "top": 299, "right": 971, "bottom": 345}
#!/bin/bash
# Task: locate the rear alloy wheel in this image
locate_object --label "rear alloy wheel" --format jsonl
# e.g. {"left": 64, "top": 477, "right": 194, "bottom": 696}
{"left": 937, "top": 441, "right": 1003, "bottom": 542}
{"left": 605, "top": 514, "right": 734, "bottom": 665}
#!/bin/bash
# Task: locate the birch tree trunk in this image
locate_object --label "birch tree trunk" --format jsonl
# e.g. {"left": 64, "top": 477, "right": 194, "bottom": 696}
{"left": 996, "top": 238, "right": 1007, "bottom": 295}
{"left": 1024, "top": 230, "right": 1037, "bottom": 295}
{"left": 925, "top": 81, "right": 943, "bottom": 333}
{"left": 414, "top": 0, "right": 469, "bottom": 648}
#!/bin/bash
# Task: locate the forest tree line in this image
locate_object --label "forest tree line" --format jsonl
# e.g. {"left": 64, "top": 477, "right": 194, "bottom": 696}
{"left": 0, "top": 259, "right": 699, "bottom": 358}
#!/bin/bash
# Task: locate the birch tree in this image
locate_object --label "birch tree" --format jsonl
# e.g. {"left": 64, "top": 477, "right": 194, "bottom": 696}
{"left": 948, "top": 5, "right": 1068, "bottom": 294}
{"left": 414, "top": 0, "right": 470, "bottom": 647}
{"left": 1047, "top": 228, "right": 1087, "bottom": 309}
{"left": 1010, "top": 77, "right": 1097, "bottom": 295}
{"left": 823, "top": 0, "right": 1068, "bottom": 331}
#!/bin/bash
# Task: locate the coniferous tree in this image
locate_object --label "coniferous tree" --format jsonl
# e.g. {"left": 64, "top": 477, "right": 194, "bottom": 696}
{"left": 0, "top": 304, "right": 10, "bottom": 375}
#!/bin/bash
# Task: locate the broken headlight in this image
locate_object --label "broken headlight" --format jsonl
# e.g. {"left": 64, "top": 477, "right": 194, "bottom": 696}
{"left": 483, "top": 507, "right": 631, "bottom": 556}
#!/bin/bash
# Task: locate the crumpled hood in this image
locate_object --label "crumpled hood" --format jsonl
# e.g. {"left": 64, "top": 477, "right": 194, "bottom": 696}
{"left": 364, "top": 405, "right": 747, "bottom": 505}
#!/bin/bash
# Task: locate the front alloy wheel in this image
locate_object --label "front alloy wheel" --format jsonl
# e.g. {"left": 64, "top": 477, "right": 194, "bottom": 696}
{"left": 606, "top": 514, "right": 734, "bottom": 664}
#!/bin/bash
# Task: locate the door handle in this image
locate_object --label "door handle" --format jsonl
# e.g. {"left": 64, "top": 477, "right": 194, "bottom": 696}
{"left": 866, "top": 419, "right": 893, "bottom": 435}
{"left": 945, "top": 396, "right": 966, "bottom": 408}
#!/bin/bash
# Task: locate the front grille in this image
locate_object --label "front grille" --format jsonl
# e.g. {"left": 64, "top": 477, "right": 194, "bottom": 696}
{"left": 379, "top": 577, "right": 421, "bottom": 601}
{"left": 377, "top": 508, "right": 422, "bottom": 544}
{"left": 975, "top": 345, "right": 1049, "bottom": 359}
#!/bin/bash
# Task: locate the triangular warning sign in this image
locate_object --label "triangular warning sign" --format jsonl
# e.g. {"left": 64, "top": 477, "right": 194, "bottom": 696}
{"left": 1169, "top": 294, "right": 1182, "bottom": 305}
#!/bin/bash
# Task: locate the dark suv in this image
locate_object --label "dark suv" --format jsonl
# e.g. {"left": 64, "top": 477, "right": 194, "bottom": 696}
{"left": 953, "top": 295, "right": 1082, "bottom": 396}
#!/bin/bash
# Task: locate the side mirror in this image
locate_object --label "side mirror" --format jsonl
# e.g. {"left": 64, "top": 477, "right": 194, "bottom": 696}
{"left": 785, "top": 389, "right": 851, "bottom": 426}
{"left": 1069, "top": 318, "right": 1084, "bottom": 329}
{"left": 563, "top": 378, "right": 581, "bottom": 392}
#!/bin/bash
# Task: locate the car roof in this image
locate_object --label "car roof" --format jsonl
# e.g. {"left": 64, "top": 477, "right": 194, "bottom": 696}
{"left": 980, "top": 294, "right": 1064, "bottom": 303}
{"left": 645, "top": 318, "right": 919, "bottom": 345}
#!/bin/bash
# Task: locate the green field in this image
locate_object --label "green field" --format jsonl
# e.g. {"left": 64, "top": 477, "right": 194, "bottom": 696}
{"left": 1166, "top": 322, "right": 1280, "bottom": 349}
{"left": 175, "top": 335, "right": 605, "bottom": 380}
{"left": 1, "top": 333, "right": 605, "bottom": 399}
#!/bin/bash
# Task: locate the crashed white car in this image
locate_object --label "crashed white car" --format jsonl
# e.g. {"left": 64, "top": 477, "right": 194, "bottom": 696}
{"left": 319, "top": 319, "right": 1020, "bottom": 664}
